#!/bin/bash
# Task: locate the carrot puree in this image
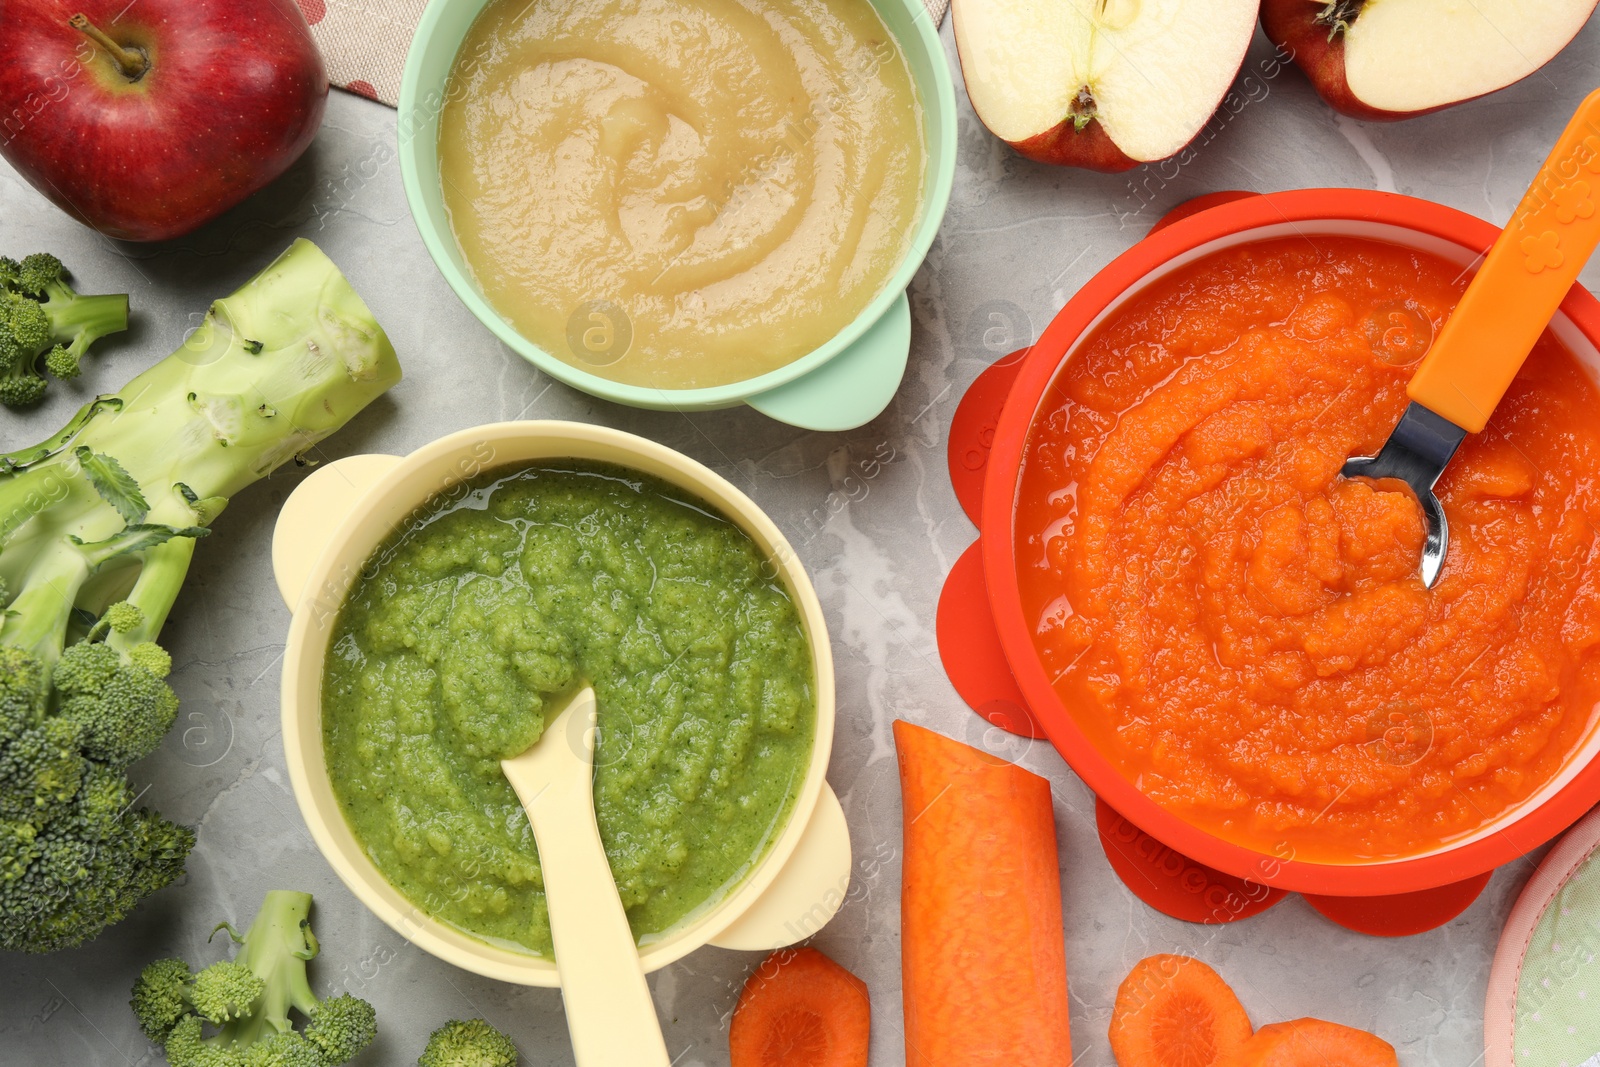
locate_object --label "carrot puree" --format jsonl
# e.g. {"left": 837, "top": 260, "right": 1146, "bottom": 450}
{"left": 1016, "top": 236, "right": 1600, "bottom": 862}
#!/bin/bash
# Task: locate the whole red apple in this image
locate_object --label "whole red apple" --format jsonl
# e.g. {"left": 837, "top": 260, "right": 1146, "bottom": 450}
{"left": 0, "top": 0, "right": 327, "bottom": 242}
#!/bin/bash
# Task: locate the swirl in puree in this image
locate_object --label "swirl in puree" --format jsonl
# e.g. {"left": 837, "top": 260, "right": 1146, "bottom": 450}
{"left": 438, "top": 0, "right": 926, "bottom": 389}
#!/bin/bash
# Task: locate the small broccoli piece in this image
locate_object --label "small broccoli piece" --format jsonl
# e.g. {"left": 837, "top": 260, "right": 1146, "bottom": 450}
{"left": 0, "top": 252, "right": 129, "bottom": 407}
{"left": 164, "top": 1015, "right": 242, "bottom": 1067}
{"left": 130, "top": 642, "right": 174, "bottom": 678}
{"left": 0, "top": 336, "right": 49, "bottom": 408}
{"left": 131, "top": 891, "right": 378, "bottom": 1067}
{"left": 191, "top": 962, "right": 266, "bottom": 1025}
{"left": 305, "top": 994, "right": 378, "bottom": 1063}
{"left": 16, "top": 254, "right": 67, "bottom": 297}
{"left": 0, "top": 292, "right": 50, "bottom": 362}
{"left": 419, "top": 1018, "right": 520, "bottom": 1067}
{"left": 44, "top": 344, "right": 81, "bottom": 380}
{"left": 0, "top": 818, "right": 37, "bottom": 884}
{"left": 241, "top": 1033, "right": 323, "bottom": 1067}
{"left": 100, "top": 601, "right": 145, "bottom": 635}
{"left": 53, "top": 639, "right": 179, "bottom": 768}
{"left": 0, "top": 715, "right": 85, "bottom": 820}
{"left": 0, "top": 646, "right": 40, "bottom": 731}
{"left": 132, "top": 959, "right": 196, "bottom": 1041}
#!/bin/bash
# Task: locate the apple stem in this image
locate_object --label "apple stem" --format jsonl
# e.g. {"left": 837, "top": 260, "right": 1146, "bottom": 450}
{"left": 69, "top": 13, "right": 149, "bottom": 81}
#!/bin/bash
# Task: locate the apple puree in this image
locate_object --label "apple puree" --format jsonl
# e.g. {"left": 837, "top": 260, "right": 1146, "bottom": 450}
{"left": 438, "top": 0, "right": 925, "bottom": 389}
{"left": 1016, "top": 237, "right": 1600, "bottom": 862}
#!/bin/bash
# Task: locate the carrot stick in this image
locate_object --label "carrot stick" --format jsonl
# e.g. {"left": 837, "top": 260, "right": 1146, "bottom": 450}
{"left": 894, "top": 720, "right": 1072, "bottom": 1065}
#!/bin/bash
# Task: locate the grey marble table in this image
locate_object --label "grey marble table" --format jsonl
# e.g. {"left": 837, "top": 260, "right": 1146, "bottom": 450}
{"left": 5, "top": 16, "right": 1600, "bottom": 1067}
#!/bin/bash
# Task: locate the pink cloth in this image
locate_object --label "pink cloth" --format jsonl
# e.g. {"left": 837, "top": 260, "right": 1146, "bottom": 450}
{"left": 295, "top": 0, "right": 429, "bottom": 106}
{"left": 296, "top": 0, "right": 950, "bottom": 107}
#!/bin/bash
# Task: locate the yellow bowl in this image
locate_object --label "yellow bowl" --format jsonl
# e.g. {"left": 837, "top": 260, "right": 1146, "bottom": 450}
{"left": 273, "top": 421, "right": 849, "bottom": 986}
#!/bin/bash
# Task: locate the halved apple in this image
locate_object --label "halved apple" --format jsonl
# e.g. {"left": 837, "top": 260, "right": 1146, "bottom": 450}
{"left": 1262, "top": 0, "right": 1600, "bottom": 121}
{"left": 953, "top": 0, "right": 1262, "bottom": 172}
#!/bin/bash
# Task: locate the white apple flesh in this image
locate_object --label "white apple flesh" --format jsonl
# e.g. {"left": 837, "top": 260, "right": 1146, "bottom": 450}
{"left": 954, "top": 0, "right": 1261, "bottom": 171}
{"left": 1262, "top": 0, "right": 1599, "bottom": 120}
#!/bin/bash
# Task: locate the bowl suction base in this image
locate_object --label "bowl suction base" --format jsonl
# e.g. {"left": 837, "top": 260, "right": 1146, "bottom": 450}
{"left": 936, "top": 542, "right": 1041, "bottom": 738}
{"left": 1301, "top": 873, "right": 1493, "bottom": 937}
{"left": 1096, "top": 796, "right": 1492, "bottom": 935}
{"left": 938, "top": 346, "right": 1039, "bottom": 736}
{"left": 1097, "top": 799, "right": 1289, "bottom": 924}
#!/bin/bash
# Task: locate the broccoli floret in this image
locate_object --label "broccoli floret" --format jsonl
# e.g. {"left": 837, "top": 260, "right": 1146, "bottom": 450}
{"left": 2, "top": 780, "right": 193, "bottom": 953}
{"left": 0, "top": 715, "right": 86, "bottom": 821}
{"left": 0, "top": 253, "right": 128, "bottom": 407}
{"left": 16, "top": 254, "right": 67, "bottom": 297}
{"left": 0, "top": 337, "right": 49, "bottom": 408}
{"left": 133, "top": 958, "right": 196, "bottom": 1041}
{"left": 44, "top": 344, "right": 81, "bottom": 381}
{"left": 0, "top": 646, "right": 37, "bottom": 731}
{"left": 100, "top": 601, "right": 145, "bottom": 634}
{"left": 0, "top": 602, "right": 190, "bottom": 954}
{"left": 130, "top": 891, "right": 378, "bottom": 1067}
{"left": 0, "top": 619, "right": 193, "bottom": 952}
{"left": 305, "top": 994, "right": 378, "bottom": 1063}
{"left": 242, "top": 1033, "right": 324, "bottom": 1067}
{"left": 192, "top": 961, "right": 267, "bottom": 1025}
{"left": 0, "top": 240, "right": 401, "bottom": 954}
{"left": 419, "top": 1018, "right": 520, "bottom": 1067}
{"left": 164, "top": 1015, "right": 238, "bottom": 1067}
{"left": 130, "top": 642, "right": 174, "bottom": 677}
{"left": 0, "top": 292, "right": 50, "bottom": 361}
{"left": 53, "top": 639, "right": 179, "bottom": 768}
{"left": 0, "top": 818, "right": 38, "bottom": 883}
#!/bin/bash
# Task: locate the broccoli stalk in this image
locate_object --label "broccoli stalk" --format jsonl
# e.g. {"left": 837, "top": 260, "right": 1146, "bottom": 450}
{"left": 419, "top": 1018, "right": 520, "bottom": 1067}
{"left": 131, "top": 890, "right": 378, "bottom": 1067}
{"left": 0, "top": 240, "right": 402, "bottom": 954}
{"left": 0, "top": 253, "right": 129, "bottom": 406}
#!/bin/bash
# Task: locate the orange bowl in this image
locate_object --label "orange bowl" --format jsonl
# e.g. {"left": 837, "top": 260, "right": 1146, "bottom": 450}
{"left": 978, "top": 188, "right": 1600, "bottom": 898}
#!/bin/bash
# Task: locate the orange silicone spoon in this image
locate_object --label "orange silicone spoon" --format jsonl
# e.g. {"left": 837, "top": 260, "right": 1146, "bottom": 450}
{"left": 1409, "top": 88, "right": 1600, "bottom": 431}
{"left": 1343, "top": 88, "right": 1600, "bottom": 587}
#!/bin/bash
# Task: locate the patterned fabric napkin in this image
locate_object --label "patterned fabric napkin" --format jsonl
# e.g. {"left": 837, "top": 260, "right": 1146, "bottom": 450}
{"left": 296, "top": 0, "right": 951, "bottom": 107}
{"left": 294, "top": 0, "right": 430, "bottom": 105}
{"left": 1513, "top": 841, "right": 1600, "bottom": 1066}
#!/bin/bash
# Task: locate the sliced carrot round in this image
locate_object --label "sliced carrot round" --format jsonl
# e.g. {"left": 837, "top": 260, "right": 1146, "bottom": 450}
{"left": 1234, "top": 1018, "right": 1398, "bottom": 1067}
{"left": 729, "top": 947, "right": 870, "bottom": 1067}
{"left": 1109, "top": 954, "right": 1253, "bottom": 1067}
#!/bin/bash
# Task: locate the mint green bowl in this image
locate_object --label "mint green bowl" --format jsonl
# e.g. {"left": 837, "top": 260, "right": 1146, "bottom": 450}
{"left": 398, "top": 0, "right": 955, "bottom": 431}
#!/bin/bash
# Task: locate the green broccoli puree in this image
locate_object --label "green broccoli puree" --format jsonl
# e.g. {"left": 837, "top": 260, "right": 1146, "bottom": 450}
{"left": 321, "top": 461, "right": 815, "bottom": 956}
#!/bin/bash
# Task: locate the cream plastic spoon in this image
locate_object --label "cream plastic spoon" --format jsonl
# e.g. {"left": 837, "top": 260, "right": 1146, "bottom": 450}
{"left": 500, "top": 687, "right": 671, "bottom": 1067}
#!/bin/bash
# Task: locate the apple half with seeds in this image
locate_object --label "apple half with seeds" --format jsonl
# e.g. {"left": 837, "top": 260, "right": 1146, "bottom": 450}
{"left": 1261, "top": 0, "right": 1600, "bottom": 121}
{"left": 953, "top": 0, "right": 1262, "bottom": 172}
